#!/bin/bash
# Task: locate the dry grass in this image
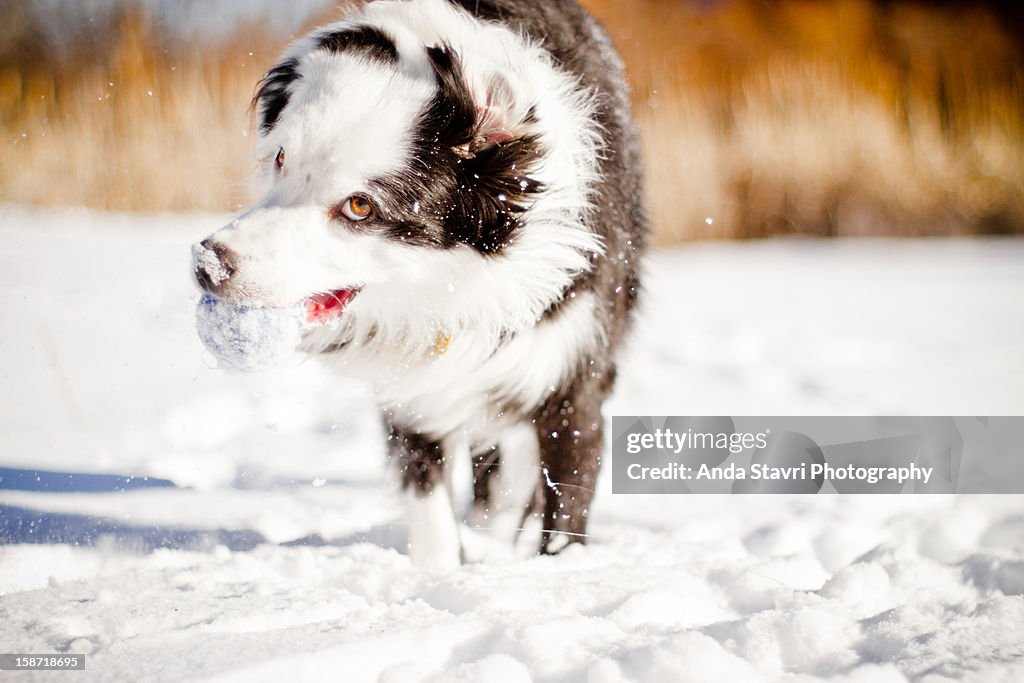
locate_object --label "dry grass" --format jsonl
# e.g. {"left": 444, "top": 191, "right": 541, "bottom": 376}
{"left": 584, "top": 0, "right": 1024, "bottom": 241}
{"left": 1, "top": 0, "right": 1022, "bottom": 241}
{"left": 0, "top": 7, "right": 295, "bottom": 213}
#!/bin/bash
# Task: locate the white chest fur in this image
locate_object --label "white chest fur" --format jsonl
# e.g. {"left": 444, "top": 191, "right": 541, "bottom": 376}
{"left": 323, "top": 290, "right": 602, "bottom": 441}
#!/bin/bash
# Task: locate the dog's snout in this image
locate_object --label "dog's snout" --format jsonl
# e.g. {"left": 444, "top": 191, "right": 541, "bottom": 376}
{"left": 193, "top": 238, "right": 237, "bottom": 295}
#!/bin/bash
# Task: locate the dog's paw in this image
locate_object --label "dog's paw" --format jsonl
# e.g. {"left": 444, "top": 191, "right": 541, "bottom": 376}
{"left": 407, "top": 488, "right": 463, "bottom": 572}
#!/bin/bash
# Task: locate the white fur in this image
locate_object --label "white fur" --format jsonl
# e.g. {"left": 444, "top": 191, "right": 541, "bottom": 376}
{"left": 407, "top": 485, "right": 462, "bottom": 571}
{"left": 472, "top": 424, "right": 542, "bottom": 545}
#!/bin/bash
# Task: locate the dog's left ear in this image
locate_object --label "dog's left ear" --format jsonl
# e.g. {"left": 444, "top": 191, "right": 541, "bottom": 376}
{"left": 422, "top": 44, "right": 544, "bottom": 253}
{"left": 424, "top": 45, "right": 531, "bottom": 159}
{"left": 462, "top": 75, "right": 519, "bottom": 155}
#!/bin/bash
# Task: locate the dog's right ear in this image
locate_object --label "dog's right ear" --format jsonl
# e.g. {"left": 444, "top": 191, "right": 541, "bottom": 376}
{"left": 253, "top": 58, "right": 302, "bottom": 134}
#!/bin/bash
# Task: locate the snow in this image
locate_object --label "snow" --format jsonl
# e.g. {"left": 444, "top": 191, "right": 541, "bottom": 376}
{"left": 1, "top": 205, "right": 1023, "bottom": 681}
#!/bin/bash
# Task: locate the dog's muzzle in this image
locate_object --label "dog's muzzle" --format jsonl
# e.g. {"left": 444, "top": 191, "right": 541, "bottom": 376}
{"left": 192, "top": 238, "right": 237, "bottom": 296}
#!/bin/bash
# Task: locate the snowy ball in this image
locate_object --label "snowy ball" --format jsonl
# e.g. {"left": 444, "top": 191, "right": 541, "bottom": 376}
{"left": 195, "top": 294, "right": 305, "bottom": 372}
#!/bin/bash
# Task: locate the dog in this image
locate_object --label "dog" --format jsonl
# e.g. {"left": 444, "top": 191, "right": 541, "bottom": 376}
{"left": 192, "top": 0, "right": 645, "bottom": 568}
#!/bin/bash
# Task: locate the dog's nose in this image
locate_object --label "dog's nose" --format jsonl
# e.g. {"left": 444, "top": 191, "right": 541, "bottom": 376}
{"left": 192, "top": 238, "right": 237, "bottom": 295}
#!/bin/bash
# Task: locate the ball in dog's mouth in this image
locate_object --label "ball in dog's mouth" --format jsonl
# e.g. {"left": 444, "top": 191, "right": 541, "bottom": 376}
{"left": 195, "top": 288, "right": 359, "bottom": 372}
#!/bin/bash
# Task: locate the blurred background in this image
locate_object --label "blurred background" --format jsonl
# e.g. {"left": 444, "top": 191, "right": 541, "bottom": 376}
{"left": 1, "top": 0, "right": 1021, "bottom": 243}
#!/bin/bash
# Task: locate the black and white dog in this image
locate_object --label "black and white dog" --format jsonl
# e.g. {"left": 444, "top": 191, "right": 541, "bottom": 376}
{"left": 193, "top": 0, "right": 645, "bottom": 568}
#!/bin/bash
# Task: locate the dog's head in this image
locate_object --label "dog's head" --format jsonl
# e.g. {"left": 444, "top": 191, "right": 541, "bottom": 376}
{"left": 193, "top": 0, "right": 601, "bottom": 356}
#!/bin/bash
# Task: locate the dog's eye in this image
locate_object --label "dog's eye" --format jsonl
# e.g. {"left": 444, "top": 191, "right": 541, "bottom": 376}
{"left": 337, "top": 194, "right": 375, "bottom": 222}
{"left": 274, "top": 147, "right": 285, "bottom": 172}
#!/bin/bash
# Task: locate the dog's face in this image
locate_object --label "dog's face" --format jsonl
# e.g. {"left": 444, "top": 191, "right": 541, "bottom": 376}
{"left": 192, "top": 13, "right": 546, "bottom": 336}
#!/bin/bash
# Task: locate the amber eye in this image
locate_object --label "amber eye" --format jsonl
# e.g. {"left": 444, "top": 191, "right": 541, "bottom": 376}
{"left": 274, "top": 147, "right": 285, "bottom": 172}
{"left": 338, "top": 194, "right": 375, "bottom": 222}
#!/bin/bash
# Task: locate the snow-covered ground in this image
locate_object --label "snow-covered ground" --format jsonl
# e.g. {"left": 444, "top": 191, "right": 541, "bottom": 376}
{"left": 1, "top": 206, "right": 1022, "bottom": 682}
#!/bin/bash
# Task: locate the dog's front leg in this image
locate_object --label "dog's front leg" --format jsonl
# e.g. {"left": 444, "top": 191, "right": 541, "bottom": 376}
{"left": 388, "top": 425, "right": 462, "bottom": 570}
{"left": 533, "top": 373, "right": 608, "bottom": 554}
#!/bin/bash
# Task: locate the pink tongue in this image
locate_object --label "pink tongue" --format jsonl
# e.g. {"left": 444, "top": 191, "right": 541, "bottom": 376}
{"left": 306, "top": 289, "right": 356, "bottom": 324}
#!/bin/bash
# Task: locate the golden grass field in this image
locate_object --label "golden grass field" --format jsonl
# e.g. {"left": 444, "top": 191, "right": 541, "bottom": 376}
{"left": 1, "top": 0, "right": 1021, "bottom": 242}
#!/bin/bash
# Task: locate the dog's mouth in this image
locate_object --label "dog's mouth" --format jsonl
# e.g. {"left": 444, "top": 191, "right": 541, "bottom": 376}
{"left": 305, "top": 288, "right": 359, "bottom": 325}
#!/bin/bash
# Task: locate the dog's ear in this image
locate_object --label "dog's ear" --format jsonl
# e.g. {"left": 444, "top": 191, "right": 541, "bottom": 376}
{"left": 420, "top": 44, "right": 544, "bottom": 253}
{"left": 468, "top": 75, "right": 518, "bottom": 151}
{"left": 424, "top": 45, "right": 529, "bottom": 159}
{"left": 253, "top": 58, "right": 301, "bottom": 134}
